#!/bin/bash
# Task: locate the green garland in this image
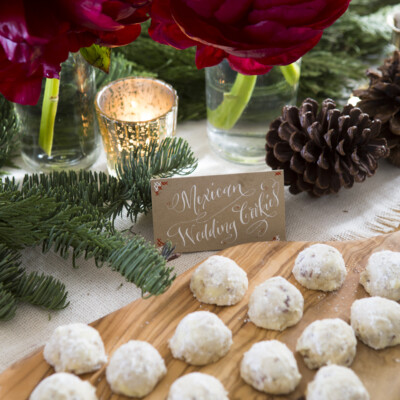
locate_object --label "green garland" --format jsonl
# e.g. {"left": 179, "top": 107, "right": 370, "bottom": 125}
{"left": 0, "top": 138, "right": 197, "bottom": 320}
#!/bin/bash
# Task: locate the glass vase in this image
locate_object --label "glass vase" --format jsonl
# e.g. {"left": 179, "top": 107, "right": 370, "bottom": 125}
{"left": 16, "top": 52, "right": 101, "bottom": 172}
{"left": 206, "top": 59, "right": 301, "bottom": 165}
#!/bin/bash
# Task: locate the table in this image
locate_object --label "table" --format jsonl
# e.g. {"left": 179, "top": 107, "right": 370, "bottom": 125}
{"left": 1, "top": 120, "right": 399, "bottom": 372}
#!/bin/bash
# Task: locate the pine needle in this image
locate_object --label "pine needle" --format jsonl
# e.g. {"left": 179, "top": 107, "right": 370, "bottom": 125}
{"left": 14, "top": 272, "right": 69, "bottom": 310}
{"left": 0, "top": 284, "right": 17, "bottom": 321}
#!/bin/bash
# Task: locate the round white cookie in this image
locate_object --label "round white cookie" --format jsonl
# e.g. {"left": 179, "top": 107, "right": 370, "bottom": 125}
{"left": 296, "top": 318, "right": 357, "bottom": 369}
{"left": 43, "top": 323, "right": 107, "bottom": 374}
{"left": 351, "top": 296, "right": 400, "bottom": 350}
{"left": 167, "top": 372, "right": 228, "bottom": 400}
{"left": 292, "top": 243, "right": 346, "bottom": 291}
{"left": 248, "top": 276, "right": 303, "bottom": 331}
{"left": 190, "top": 255, "right": 248, "bottom": 306}
{"left": 240, "top": 340, "right": 301, "bottom": 395}
{"left": 30, "top": 372, "right": 97, "bottom": 400}
{"left": 307, "top": 365, "right": 369, "bottom": 400}
{"left": 360, "top": 250, "right": 400, "bottom": 300}
{"left": 106, "top": 340, "right": 166, "bottom": 398}
{"left": 169, "top": 311, "right": 232, "bottom": 366}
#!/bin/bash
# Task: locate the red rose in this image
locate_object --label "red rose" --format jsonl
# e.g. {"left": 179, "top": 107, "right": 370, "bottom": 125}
{"left": 0, "top": 0, "right": 150, "bottom": 105}
{"left": 149, "top": 0, "right": 351, "bottom": 75}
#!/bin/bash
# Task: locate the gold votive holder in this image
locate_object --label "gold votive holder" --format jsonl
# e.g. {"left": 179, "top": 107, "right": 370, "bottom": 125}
{"left": 95, "top": 77, "right": 178, "bottom": 174}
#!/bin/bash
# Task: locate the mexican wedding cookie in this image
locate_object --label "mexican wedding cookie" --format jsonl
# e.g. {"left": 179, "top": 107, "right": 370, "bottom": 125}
{"left": 240, "top": 340, "right": 301, "bottom": 395}
{"left": 106, "top": 340, "right": 166, "bottom": 398}
{"left": 351, "top": 296, "right": 400, "bottom": 350}
{"left": 169, "top": 311, "right": 232, "bottom": 365}
{"left": 43, "top": 323, "right": 107, "bottom": 374}
{"left": 30, "top": 372, "right": 97, "bottom": 400}
{"left": 307, "top": 365, "right": 369, "bottom": 400}
{"left": 167, "top": 373, "right": 228, "bottom": 400}
{"left": 293, "top": 243, "right": 346, "bottom": 291}
{"left": 296, "top": 318, "right": 357, "bottom": 369}
{"left": 360, "top": 250, "right": 400, "bottom": 300}
{"left": 190, "top": 255, "right": 248, "bottom": 306}
{"left": 248, "top": 276, "right": 303, "bottom": 331}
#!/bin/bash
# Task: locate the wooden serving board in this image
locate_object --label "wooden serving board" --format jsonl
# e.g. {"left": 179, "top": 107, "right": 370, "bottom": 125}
{"left": 1, "top": 232, "right": 400, "bottom": 400}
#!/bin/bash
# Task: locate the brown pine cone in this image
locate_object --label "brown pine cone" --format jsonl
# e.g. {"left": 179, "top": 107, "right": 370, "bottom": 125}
{"left": 354, "top": 51, "right": 400, "bottom": 167}
{"left": 265, "top": 98, "right": 389, "bottom": 197}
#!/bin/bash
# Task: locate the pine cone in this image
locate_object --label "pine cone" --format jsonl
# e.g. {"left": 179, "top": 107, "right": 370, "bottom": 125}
{"left": 265, "top": 98, "right": 389, "bottom": 197}
{"left": 354, "top": 51, "right": 400, "bottom": 167}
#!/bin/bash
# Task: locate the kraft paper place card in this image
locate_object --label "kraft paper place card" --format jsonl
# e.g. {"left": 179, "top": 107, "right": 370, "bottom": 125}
{"left": 151, "top": 171, "right": 286, "bottom": 253}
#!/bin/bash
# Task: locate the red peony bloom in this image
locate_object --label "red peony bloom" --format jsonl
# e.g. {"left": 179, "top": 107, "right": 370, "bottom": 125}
{"left": 0, "top": 0, "right": 150, "bottom": 105}
{"left": 149, "top": 0, "right": 351, "bottom": 75}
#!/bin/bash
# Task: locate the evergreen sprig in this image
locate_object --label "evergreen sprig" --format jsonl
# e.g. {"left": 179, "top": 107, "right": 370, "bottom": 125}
{"left": 0, "top": 137, "right": 197, "bottom": 320}
{"left": 0, "top": 244, "right": 69, "bottom": 320}
{"left": 0, "top": 95, "right": 19, "bottom": 171}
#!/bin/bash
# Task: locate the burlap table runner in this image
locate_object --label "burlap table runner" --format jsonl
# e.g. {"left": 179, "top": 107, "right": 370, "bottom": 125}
{"left": 1, "top": 121, "right": 399, "bottom": 372}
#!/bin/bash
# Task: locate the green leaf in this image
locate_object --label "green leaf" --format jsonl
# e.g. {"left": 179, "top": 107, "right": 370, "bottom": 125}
{"left": 80, "top": 44, "right": 111, "bottom": 73}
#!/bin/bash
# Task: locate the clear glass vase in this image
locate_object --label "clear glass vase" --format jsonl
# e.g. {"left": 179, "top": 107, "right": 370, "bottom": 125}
{"left": 206, "top": 59, "right": 300, "bottom": 165}
{"left": 16, "top": 52, "right": 101, "bottom": 172}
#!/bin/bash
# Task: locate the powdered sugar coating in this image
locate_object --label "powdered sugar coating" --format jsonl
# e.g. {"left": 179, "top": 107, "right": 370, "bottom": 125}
{"left": 30, "top": 372, "right": 97, "bottom": 400}
{"left": 296, "top": 318, "right": 357, "bottom": 369}
{"left": 190, "top": 255, "right": 248, "bottom": 306}
{"left": 43, "top": 323, "right": 107, "bottom": 374}
{"left": 248, "top": 276, "right": 303, "bottom": 331}
{"left": 167, "top": 372, "right": 228, "bottom": 400}
{"left": 351, "top": 296, "right": 400, "bottom": 350}
{"left": 106, "top": 340, "right": 166, "bottom": 398}
{"left": 240, "top": 340, "right": 301, "bottom": 395}
{"left": 169, "top": 311, "right": 232, "bottom": 365}
{"left": 307, "top": 365, "right": 369, "bottom": 400}
{"left": 360, "top": 251, "right": 400, "bottom": 300}
{"left": 292, "top": 244, "right": 346, "bottom": 291}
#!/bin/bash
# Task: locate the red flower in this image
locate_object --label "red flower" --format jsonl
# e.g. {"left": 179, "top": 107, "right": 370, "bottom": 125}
{"left": 0, "top": 0, "right": 150, "bottom": 105}
{"left": 149, "top": 0, "right": 351, "bottom": 75}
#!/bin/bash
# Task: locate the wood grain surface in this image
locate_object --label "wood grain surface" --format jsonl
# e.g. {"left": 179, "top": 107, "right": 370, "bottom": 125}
{"left": 1, "top": 232, "right": 400, "bottom": 400}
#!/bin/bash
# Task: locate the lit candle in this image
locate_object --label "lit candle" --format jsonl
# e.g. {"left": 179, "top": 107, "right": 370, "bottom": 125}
{"left": 95, "top": 77, "right": 178, "bottom": 174}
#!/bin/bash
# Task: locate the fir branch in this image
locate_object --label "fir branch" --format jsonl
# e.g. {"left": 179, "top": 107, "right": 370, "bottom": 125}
{"left": 15, "top": 138, "right": 197, "bottom": 222}
{"left": 109, "top": 236, "right": 175, "bottom": 296}
{"left": 14, "top": 272, "right": 69, "bottom": 310}
{"left": 116, "top": 137, "right": 198, "bottom": 220}
{"left": 0, "top": 284, "right": 17, "bottom": 321}
{"left": 0, "top": 138, "right": 195, "bottom": 319}
{"left": 0, "top": 95, "right": 19, "bottom": 170}
{"left": 0, "top": 244, "right": 24, "bottom": 292}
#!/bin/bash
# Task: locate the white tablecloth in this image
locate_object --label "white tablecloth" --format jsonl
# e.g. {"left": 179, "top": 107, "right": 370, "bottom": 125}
{"left": 1, "top": 120, "right": 399, "bottom": 372}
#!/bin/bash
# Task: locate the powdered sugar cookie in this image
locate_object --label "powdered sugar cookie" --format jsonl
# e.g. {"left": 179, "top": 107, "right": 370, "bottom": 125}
{"left": 44, "top": 323, "right": 107, "bottom": 374}
{"left": 240, "top": 340, "right": 301, "bottom": 395}
{"left": 248, "top": 276, "right": 303, "bottom": 331}
{"left": 167, "top": 372, "right": 228, "bottom": 400}
{"left": 296, "top": 318, "right": 357, "bottom": 369}
{"left": 307, "top": 365, "right": 369, "bottom": 400}
{"left": 293, "top": 244, "right": 346, "bottom": 291}
{"left": 169, "top": 311, "right": 232, "bottom": 366}
{"left": 360, "top": 250, "right": 400, "bottom": 300}
{"left": 190, "top": 255, "right": 248, "bottom": 306}
{"left": 351, "top": 296, "right": 400, "bottom": 350}
{"left": 106, "top": 340, "right": 166, "bottom": 398}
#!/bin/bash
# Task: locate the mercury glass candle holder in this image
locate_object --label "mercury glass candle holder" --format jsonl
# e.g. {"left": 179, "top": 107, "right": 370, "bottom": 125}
{"left": 95, "top": 77, "right": 178, "bottom": 174}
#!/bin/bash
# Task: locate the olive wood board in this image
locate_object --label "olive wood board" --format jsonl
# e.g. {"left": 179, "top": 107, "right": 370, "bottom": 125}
{"left": 1, "top": 231, "right": 400, "bottom": 400}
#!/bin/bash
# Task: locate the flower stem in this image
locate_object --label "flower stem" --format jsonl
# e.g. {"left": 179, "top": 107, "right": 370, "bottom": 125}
{"left": 279, "top": 63, "right": 301, "bottom": 87}
{"left": 208, "top": 73, "right": 257, "bottom": 130}
{"left": 39, "top": 78, "right": 60, "bottom": 156}
{"left": 207, "top": 62, "right": 300, "bottom": 131}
